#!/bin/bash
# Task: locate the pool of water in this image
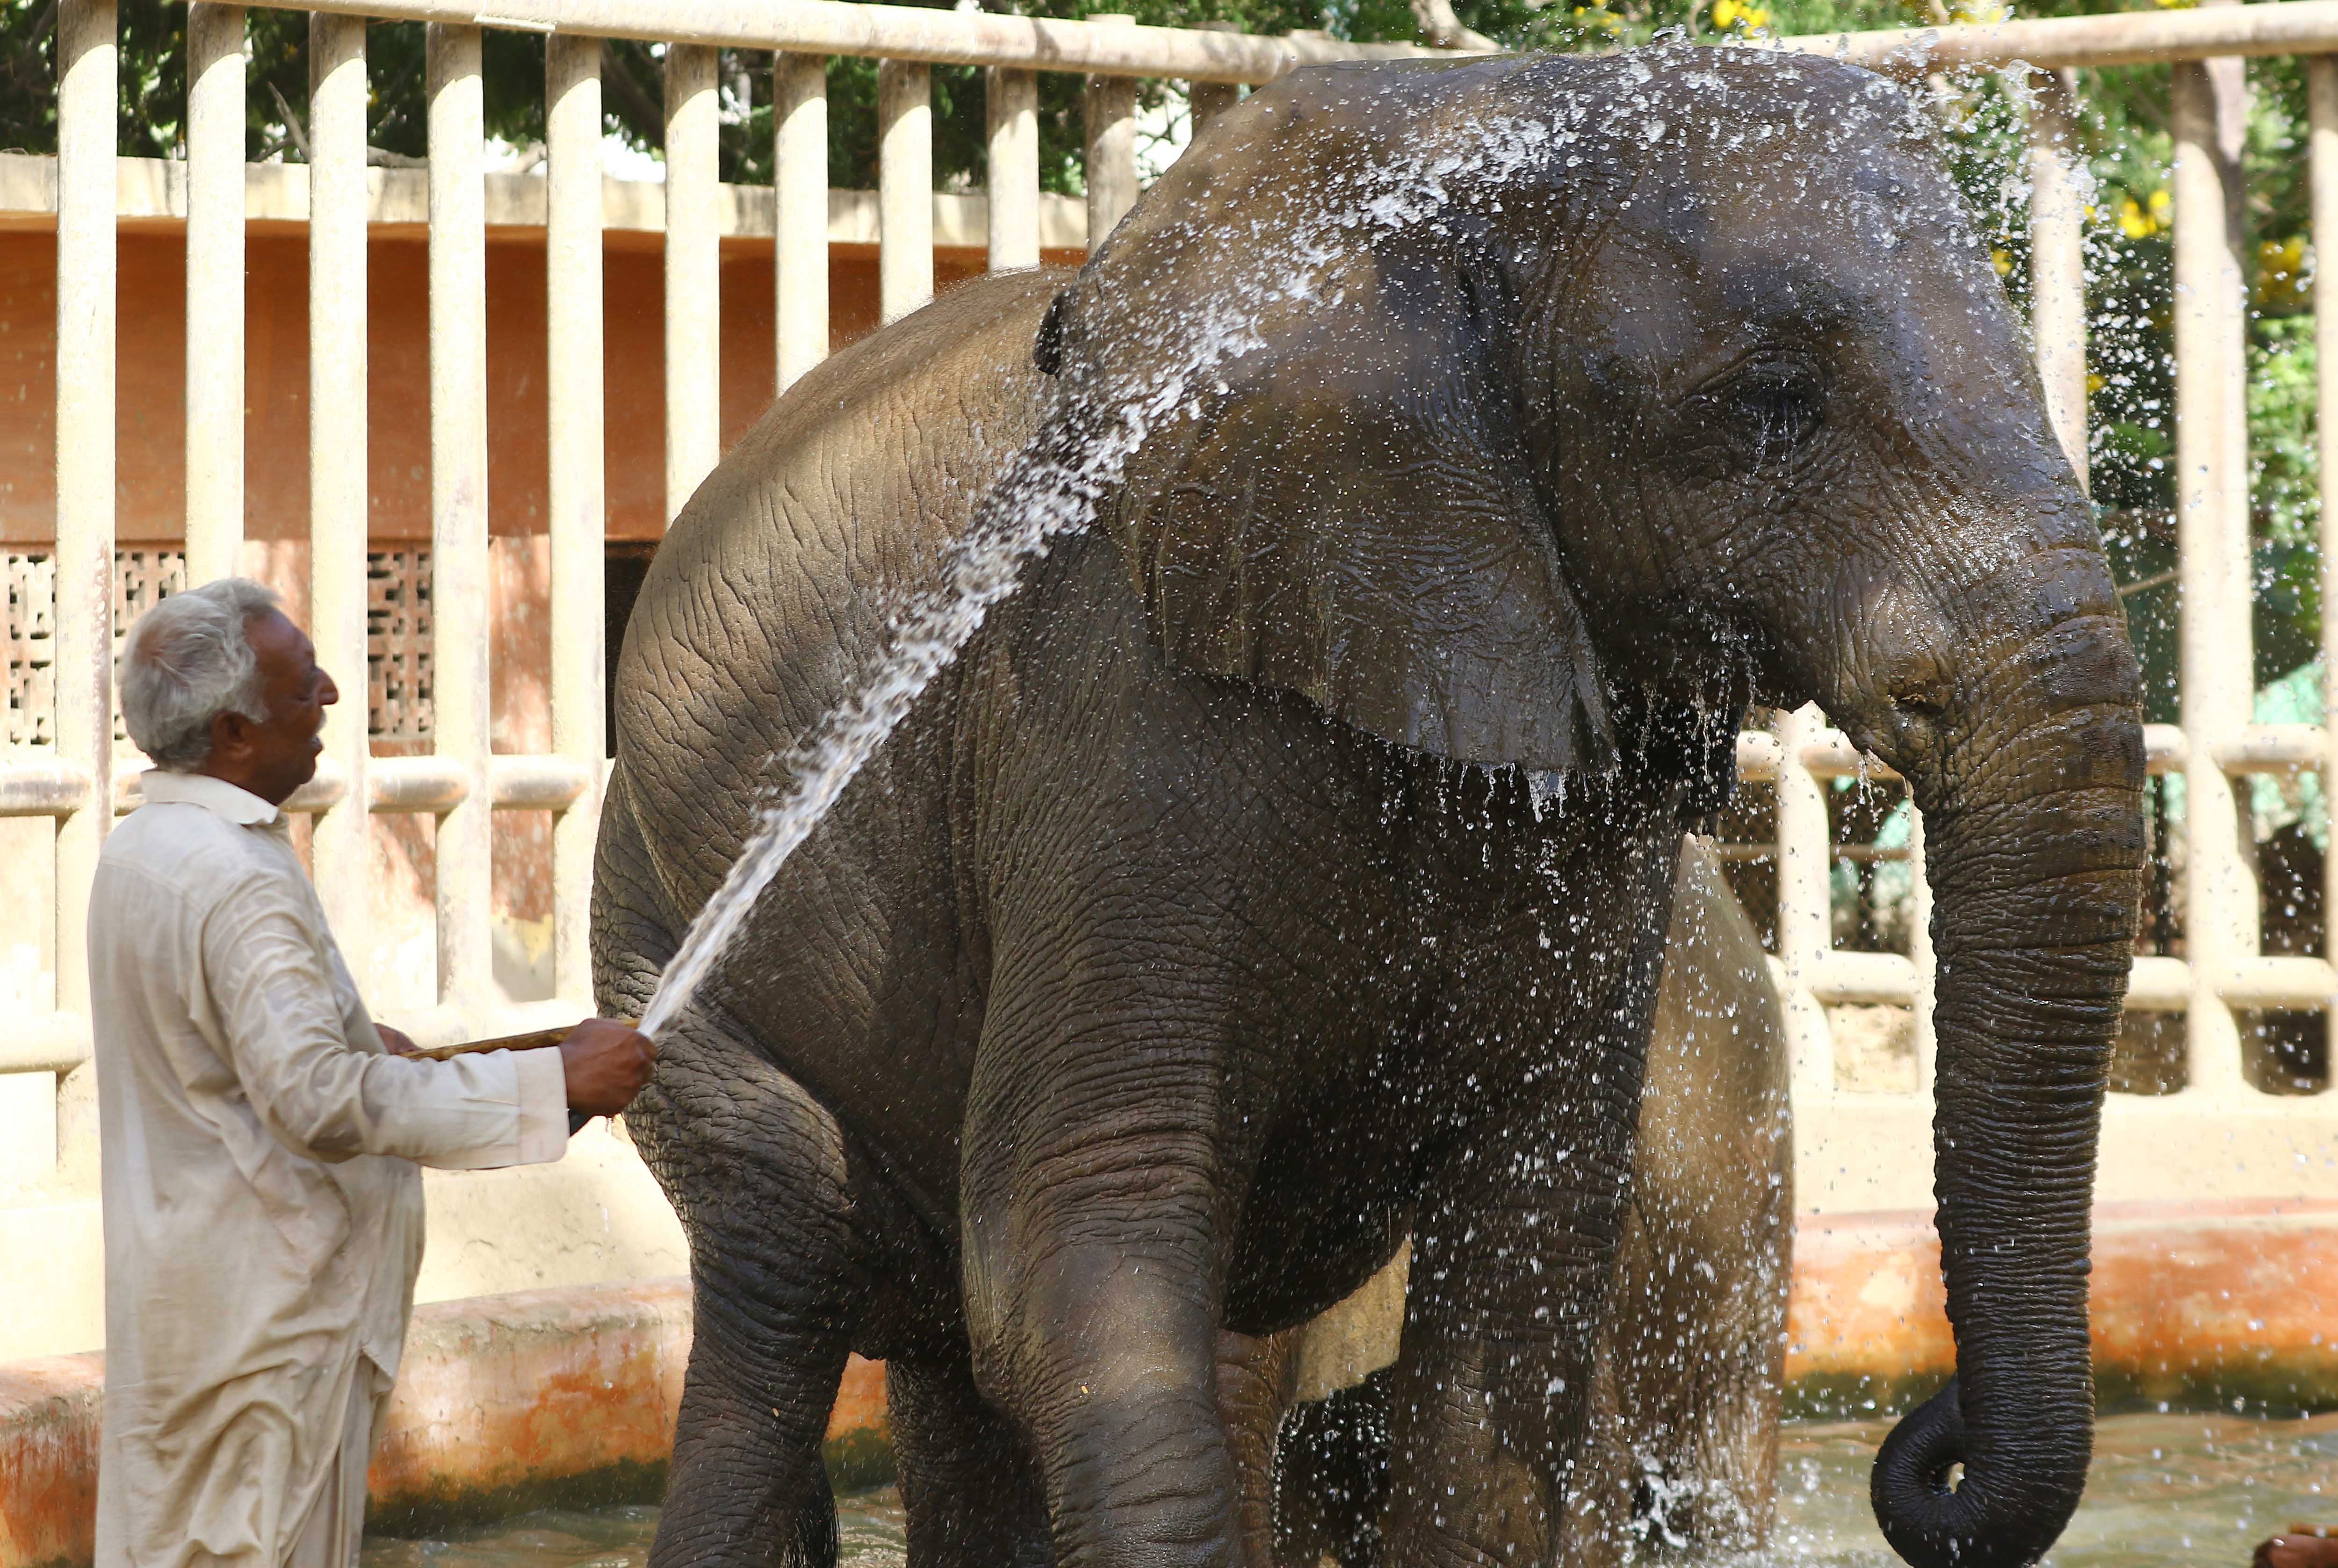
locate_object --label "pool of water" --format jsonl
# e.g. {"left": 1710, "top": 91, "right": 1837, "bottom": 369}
{"left": 361, "top": 1410, "right": 2338, "bottom": 1567}
{"left": 1772, "top": 1411, "right": 2338, "bottom": 1566}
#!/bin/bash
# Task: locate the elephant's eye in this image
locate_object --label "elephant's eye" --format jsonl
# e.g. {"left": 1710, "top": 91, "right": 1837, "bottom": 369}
{"left": 1665, "top": 354, "right": 1827, "bottom": 483}
{"left": 1665, "top": 355, "right": 1824, "bottom": 483}
{"left": 1725, "top": 360, "right": 1824, "bottom": 460}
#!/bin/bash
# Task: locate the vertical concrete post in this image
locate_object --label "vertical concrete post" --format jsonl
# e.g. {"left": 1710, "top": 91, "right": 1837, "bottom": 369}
{"left": 309, "top": 13, "right": 371, "bottom": 957}
{"left": 2312, "top": 58, "right": 2338, "bottom": 1021}
{"left": 548, "top": 36, "right": 605, "bottom": 1005}
{"left": 1190, "top": 80, "right": 1238, "bottom": 135}
{"left": 1774, "top": 704, "right": 1836, "bottom": 1101}
{"left": 2027, "top": 66, "right": 2089, "bottom": 492}
{"left": 52, "top": 0, "right": 115, "bottom": 1180}
{"left": 879, "top": 59, "right": 933, "bottom": 324}
{"left": 1084, "top": 15, "right": 1139, "bottom": 247}
{"left": 428, "top": 24, "right": 493, "bottom": 1014}
{"left": 664, "top": 43, "right": 720, "bottom": 525}
{"left": 1189, "top": 22, "right": 1242, "bottom": 150}
{"left": 775, "top": 52, "right": 829, "bottom": 391}
{"left": 986, "top": 66, "right": 1040, "bottom": 272}
{"left": 184, "top": 2, "right": 245, "bottom": 586}
{"left": 2172, "top": 54, "right": 2255, "bottom": 1100}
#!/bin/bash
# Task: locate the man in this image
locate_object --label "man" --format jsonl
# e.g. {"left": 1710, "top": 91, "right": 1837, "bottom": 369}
{"left": 90, "top": 577, "right": 657, "bottom": 1568}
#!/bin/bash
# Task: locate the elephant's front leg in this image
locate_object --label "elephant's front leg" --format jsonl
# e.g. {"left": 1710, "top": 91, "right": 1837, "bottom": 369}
{"left": 1385, "top": 862, "right": 1675, "bottom": 1568}
{"left": 960, "top": 981, "right": 1247, "bottom": 1568}
{"left": 1382, "top": 1078, "right": 1642, "bottom": 1568}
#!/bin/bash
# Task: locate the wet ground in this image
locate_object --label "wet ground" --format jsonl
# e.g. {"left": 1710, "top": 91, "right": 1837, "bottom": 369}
{"left": 361, "top": 1410, "right": 2338, "bottom": 1567}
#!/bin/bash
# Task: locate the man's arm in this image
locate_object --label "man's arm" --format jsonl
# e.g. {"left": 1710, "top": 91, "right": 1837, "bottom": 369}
{"left": 203, "top": 885, "right": 649, "bottom": 1168}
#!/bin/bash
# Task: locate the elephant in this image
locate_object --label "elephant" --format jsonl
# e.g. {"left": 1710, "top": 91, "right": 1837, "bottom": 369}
{"left": 594, "top": 43, "right": 2146, "bottom": 1568}
{"left": 1227, "top": 834, "right": 1792, "bottom": 1568}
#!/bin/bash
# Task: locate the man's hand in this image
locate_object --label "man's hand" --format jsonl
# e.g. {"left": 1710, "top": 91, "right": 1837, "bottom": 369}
{"left": 2258, "top": 1531, "right": 2338, "bottom": 1568}
{"left": 377, "top": 1024, "right": 420, "bottom": 1057}
{"left": 558, "top": 1019, "right": 657, "bottom": 1117}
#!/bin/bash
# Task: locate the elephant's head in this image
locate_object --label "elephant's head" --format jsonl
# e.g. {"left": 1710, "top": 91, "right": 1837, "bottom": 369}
{"left": 1026, "top": 45, "right": 2144, "bottom": 1568}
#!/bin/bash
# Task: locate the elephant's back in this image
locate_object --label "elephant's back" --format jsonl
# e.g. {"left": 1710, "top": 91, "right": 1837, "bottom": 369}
{"left": 612, "top": 267, "right": 1070, "bottom": 913}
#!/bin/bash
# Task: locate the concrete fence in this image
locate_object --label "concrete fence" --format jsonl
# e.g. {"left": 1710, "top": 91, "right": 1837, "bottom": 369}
{"left": 3, "top": 0, "right": 2338, "bottom": 1363}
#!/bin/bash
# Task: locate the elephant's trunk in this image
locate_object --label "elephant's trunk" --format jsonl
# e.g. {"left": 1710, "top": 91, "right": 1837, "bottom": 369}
{"left": 1868, "top": 611, "right": 2145, "bottom": 1568}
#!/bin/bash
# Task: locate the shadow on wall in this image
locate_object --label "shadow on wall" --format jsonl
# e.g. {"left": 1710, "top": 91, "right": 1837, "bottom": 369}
{"left": 606, "top": 542, "right": 660, "bottom": 760}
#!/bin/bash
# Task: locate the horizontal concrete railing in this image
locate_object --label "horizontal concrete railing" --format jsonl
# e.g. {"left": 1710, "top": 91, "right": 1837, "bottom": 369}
{"left": 1781, "top": 0, "right": 2338, "bottom": 72}
{"left": 0, "top": 755, "right": 597, "bottom": 821}
{"left": 233, "top": 0, "right": 2338, "bottom": 74}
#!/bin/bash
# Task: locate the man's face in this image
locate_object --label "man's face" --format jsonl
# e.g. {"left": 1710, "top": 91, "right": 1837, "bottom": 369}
{"left": 207, "top": 608, "right": 339, "bottom": 806}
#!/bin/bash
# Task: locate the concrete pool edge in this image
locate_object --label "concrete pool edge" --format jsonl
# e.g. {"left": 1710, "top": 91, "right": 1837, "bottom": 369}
{"left": 6, "top": 1200, "right": 2335, "bottom": 1565}
{"left": 1786, "top": 1198, "right": 2338, "bottom": 1419}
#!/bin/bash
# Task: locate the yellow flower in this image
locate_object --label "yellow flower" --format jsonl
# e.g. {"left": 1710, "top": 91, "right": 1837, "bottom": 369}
{"left": 1991, "top": 248, "right": 2013, "bottom": 276}
{"left": 2258, "top": 234, "right": 2310, "bottom": 309}
{"left": 2113, "top": 190, "right": 2170, "bottom": 240}
{"left": 2086, "top": 372, "right": 2106, "bottom": 395}
{"left": 1712, "top": 0, "right": 1766, "bottom": 28}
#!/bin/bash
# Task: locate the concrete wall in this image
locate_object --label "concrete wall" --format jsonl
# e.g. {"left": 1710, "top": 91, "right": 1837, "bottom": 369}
{"left": 0, "top": 1278, "right": 893, "bottom": 1567}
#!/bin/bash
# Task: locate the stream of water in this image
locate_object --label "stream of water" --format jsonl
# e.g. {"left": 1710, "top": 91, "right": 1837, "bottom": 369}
{"left": 361, "top": 1410, "right": 2338, "bottom": 1568}
{"left": 633, "top": 446, "right": 1105, "bottom": 1039}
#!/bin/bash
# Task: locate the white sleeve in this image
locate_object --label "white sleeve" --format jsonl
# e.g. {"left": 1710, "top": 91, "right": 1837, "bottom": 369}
{"left": 203, "top": 877, "right": 569, "bottom": 1170}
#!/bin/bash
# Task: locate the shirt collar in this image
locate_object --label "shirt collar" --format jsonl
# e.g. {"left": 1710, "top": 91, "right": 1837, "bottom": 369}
{"left": 137, "top": 770, "right": 284, "bottom": 827}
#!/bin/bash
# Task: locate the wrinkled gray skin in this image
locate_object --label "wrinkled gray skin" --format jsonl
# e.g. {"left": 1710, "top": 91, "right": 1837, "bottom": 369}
{"left": 1224, "top": 836, "right": 1791, "bottom": 1568}
{"left": 596, "top": 47, "right": 2144, "bottom": 1568}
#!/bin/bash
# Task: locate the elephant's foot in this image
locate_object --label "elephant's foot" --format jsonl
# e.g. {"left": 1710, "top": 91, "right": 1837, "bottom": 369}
{"left": 965, "top": 1213, "right": 1247, "bottom": 1568}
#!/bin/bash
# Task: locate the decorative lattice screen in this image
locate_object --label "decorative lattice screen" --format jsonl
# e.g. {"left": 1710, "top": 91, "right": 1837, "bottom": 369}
{"left": 366, "top": 548, "right": 433, "bottom": 743}
{"left": 4, "top": 554, "right": 55, "bottom": 748}
{"left": 1, "top": 550, "right": 433, "bottom": 747}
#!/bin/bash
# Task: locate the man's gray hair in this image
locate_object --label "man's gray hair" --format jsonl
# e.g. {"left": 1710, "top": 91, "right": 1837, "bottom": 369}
{"left": 120, "top": 578, "right": 282, "bottom": 772}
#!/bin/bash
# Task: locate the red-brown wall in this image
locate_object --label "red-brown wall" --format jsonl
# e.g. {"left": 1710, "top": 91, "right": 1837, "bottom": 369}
{"left": 0, "top": 224, "right": 1056, "bottom": 549}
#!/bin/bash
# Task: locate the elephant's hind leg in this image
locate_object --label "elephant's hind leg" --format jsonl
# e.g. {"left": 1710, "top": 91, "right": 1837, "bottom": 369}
{"left": 888, "top": 1349, "right": 1050, "bottom": 1568}
{"left": 633, "top": 1029, "right": 891, "bottom": 1568}
{"left": 597, "top": 800, "right": 881, "bottom": 1567}
{"left": 626, "top": 1023, "right": 869, "bottom": 1565}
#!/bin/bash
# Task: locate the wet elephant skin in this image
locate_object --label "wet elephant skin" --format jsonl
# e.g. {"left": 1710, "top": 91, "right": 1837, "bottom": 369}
{"left": 1230, "top": 837, "right": 1791, "bottom": 1568}
{"left": 595, "top": 44, "right": 2144, "bottom": 1568}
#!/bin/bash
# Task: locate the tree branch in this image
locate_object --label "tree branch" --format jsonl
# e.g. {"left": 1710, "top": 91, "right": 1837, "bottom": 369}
{"left": 1407, "top": 0, "right": 1498, "bottom": 52}
{"left": 600, "top": 39, "right": 664, "bottom": 145}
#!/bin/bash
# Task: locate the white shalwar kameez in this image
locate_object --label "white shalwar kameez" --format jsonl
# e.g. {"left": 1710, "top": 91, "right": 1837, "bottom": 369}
{"left": 88, "top": 770, "right": 570, "bottom": 1568}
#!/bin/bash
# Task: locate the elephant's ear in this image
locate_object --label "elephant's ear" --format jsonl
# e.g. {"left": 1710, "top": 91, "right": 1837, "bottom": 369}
{"left": 1103, "top": 237, "right": 1614, "bottom": 774}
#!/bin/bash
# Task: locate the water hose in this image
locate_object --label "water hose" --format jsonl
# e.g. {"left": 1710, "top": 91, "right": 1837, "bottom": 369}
{"left": 413, "top": 1019, "right": 643, "bottom": 1135}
